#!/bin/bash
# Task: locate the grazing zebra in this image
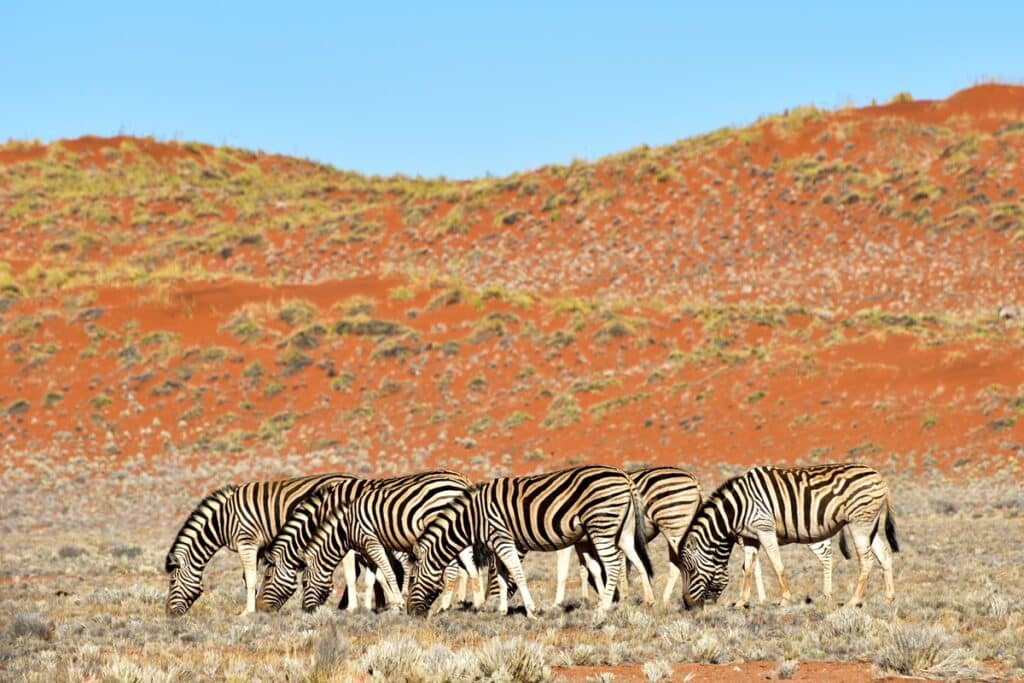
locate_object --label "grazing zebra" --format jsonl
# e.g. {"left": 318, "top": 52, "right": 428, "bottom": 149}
{"left": 300, "top": 470, "right": 480, "bottom": 613}
{"left": 554, "top": 466, "right": 702, "bottom": 606}
{"left": 677, "top": 464, "right": 898, "bottom": 609}
{"left": 407, "top": 465, "right": 654, "bottom": 618}
{"left": 164, "top": 473, "right": 354, "bottom": 616}
{"left": 256, "top": 479, "right": 379, "bottom": 612}
{"left": 737, "top": 536, "right": 833, "bottom": 606}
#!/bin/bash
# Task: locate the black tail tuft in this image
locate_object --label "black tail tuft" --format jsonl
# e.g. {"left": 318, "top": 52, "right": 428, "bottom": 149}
{"left": 372, "top": 580, "right": 386, "bottom": 610}
{"left": 885, "top": 502, "right": 900, "bottom": 553}
{"left": 631, "top": 488, "right": 655, "bottom": 580}
{"left": 839, "top": 527, "right": 852, "bottom": 560}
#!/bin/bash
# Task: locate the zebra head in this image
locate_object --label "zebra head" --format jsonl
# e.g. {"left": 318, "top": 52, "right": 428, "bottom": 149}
{"left": 300, "top": 510, "right": 350, "bottom": 613}
{"left": 405, "top": 553, "right": 438, "bottom": 618}
{"left": 679, "top": 538, "right": 731, "bottom": 609}
{"left": 255, "top": 549, "right": 300, "bottom": 612}
{"left": 407, "top": 490, "right": 477, "bottom": 617}
{"left": 164, "top": 485, "right": 236, "bottom": 617}
{"left": 164, "top": 551, "right": 203, "bottom": 617}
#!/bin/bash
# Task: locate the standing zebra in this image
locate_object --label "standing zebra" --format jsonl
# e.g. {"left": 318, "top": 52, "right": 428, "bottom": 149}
{"left": 407, "top": 465, "right": 654, "bottom": 618}
{"left": 164, "top": 473, "right": 354, "bottom": 616}
{"left": 677, "top": 464, "right": 898, "bottom": 609}
{"left": 554, "top": 466, "right": 702, "bottom": 606}
{"left": 300, "top": 470, "right": 480, "bottom": 612}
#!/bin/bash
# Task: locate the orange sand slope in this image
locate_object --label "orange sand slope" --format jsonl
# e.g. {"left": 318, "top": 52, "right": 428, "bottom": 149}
{"left": 1, "top": 85, "right": 1022, "bottom": 478}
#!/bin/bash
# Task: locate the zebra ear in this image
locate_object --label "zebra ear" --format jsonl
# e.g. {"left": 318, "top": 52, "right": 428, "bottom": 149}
{"left": 165, "top": 554, "right": 179, "bottom": 573}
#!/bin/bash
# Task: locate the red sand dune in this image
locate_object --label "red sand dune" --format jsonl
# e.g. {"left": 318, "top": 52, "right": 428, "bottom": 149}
{"left": 1, "top": 85, "right": 1022, "bottom": 480}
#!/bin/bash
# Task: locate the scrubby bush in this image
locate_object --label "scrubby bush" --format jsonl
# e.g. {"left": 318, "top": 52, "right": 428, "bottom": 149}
{"left": 472, "top": 637, "right": 551, "bottom": 682}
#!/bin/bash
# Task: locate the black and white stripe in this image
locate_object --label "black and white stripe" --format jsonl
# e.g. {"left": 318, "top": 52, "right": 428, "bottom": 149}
{"left": 678, "top": 464, "right": 898, "bottom": 609}
{"left": 300, "top": 470, "right": 476, "bottom": 612}
{"left": 164, "top": 473, "right": 353, "bottom": 616}
{"left": 407, "top": 465, "right": 654, "bottom": 618}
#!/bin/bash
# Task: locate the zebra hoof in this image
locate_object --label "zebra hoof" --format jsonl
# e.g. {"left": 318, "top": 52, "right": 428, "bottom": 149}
{"left": 732, "top": 601, "right": 749, "bottom": 609}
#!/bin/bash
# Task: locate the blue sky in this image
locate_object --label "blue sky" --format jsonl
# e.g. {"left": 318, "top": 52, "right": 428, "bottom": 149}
{"left": 2, "top": 2, "right": 1022, "bottom": 179}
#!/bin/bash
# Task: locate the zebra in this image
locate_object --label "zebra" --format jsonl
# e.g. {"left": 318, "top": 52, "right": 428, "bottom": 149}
{"left": 255, "top": 479, "right": 380, "bottom": 613}
{"left": 164, "top": 472, "right": 354, "bottom": 616}
{"left": 300, "top": 470, "right": 481, "bottom": 613}
{"left": 677, "top": 463, "right": 898, "bottom": 609}
{"left": 554, "top": 466, "right": 702, "bottom": 606}
{"left": 406, "top": 465, "right": 654, "bottom": 618}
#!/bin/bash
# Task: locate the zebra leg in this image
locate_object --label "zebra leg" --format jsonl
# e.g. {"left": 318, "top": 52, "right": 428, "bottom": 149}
{"left": 474, "top": 570, "right": 486, "bottom": 609}
{"left": 809, "top": 540, "right": 833, "bottom": 601}
{"left": 617, "top": 504, "right": 654, "bottom": 606}
{"left": 735, "top": 542, "right": 757, "bottom": 608}
{"left": 495, "top": 570, "right": 510, "bottom": 615}
{"left": 662, "top": 535, "right": 682, "bottom": 605}
{"left": 617, "top": 551, "right": 631, "bottom": 603}
{"left": 754, "top": 531, "right": 792, "bottom": 604}
{"left": 439, "top": 563, "right": 460, "bottom": 611}
{"left": 580, "top": 549, "right": 606, "bottom": 598}
{"left": 360, "top": 541, "right": 404, "bottom": 610}
{"left": 554, "top": 546, "right": 573, "bottom": 607}
{"left": 752, "top": 547, "right": 767, "bottom": 603}
{"left": 579, "top": 561, "right": 591, "bottom": 602}
{"left": 494, "top": 545, "right": 537, "bottom": 618}
{"left": 870, "top": 532, "right": 895, "bottom": 603}
{"left": 451, "top": 546, "right": 481, "bottom": 608}
{"left": 238, "top": 542, "right": 260, "bottom": 615}
{"left": 365, "top": 565, "right": 381, "bottom": 610}
{"left": 341, "top": 551, "right": 359, "bottom": 612}
{"left": 846, "top": 527, "right": 875, "bottom": 607}
{"left": 591, "top": 539, "right": 623, "bottom": 613}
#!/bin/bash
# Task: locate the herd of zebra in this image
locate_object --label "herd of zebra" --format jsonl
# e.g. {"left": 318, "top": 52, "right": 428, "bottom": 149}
{"left": 164, "top": 462, "right": 899, "bottom": 619}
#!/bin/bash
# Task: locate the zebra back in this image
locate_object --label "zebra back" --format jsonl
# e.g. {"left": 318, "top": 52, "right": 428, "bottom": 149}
{"left": 629, "top": 466, "right": 702, "bottom": 541}
{"left": 264, "top": 477, "right": 371, "bottom": 570}
{"left": 226, "top": 473, "right": 357, "bottom": 553}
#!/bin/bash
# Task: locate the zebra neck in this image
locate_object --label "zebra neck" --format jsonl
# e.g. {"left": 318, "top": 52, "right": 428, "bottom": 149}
{"left": 700, "top": 481, "right": 747, "bottom": 549}
{"left": 186, "top": 507, "right": 232, "bottom": 569}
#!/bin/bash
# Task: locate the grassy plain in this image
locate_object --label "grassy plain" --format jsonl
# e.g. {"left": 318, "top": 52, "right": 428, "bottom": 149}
{"left": 2, "top": 454, "right": 1022, "bottom": 681}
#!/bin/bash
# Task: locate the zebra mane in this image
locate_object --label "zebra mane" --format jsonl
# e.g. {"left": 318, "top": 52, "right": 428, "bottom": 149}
{"left": 165, "top": 484, "right": 239, "bottom": 570}
{"left": 681, "top": 473, "right": 746, "bottom": 541}
{"left": 265, "top": 487, "right": 330, "bottom": 563}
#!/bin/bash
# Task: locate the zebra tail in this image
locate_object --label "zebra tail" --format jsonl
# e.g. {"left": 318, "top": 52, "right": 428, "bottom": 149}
{"left": 838, "top": 526, "right": 852, "bottom": 560}
{"left": 885, "top": 496, "right": 900, "bottom": 553}
{"left": 629, "top": 483, "right": 655, "bottom": 580}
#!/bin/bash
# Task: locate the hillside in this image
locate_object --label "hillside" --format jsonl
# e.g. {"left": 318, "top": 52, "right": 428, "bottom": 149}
{"left": 2, "top": 84, "right": 1023, "bottom": 481}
